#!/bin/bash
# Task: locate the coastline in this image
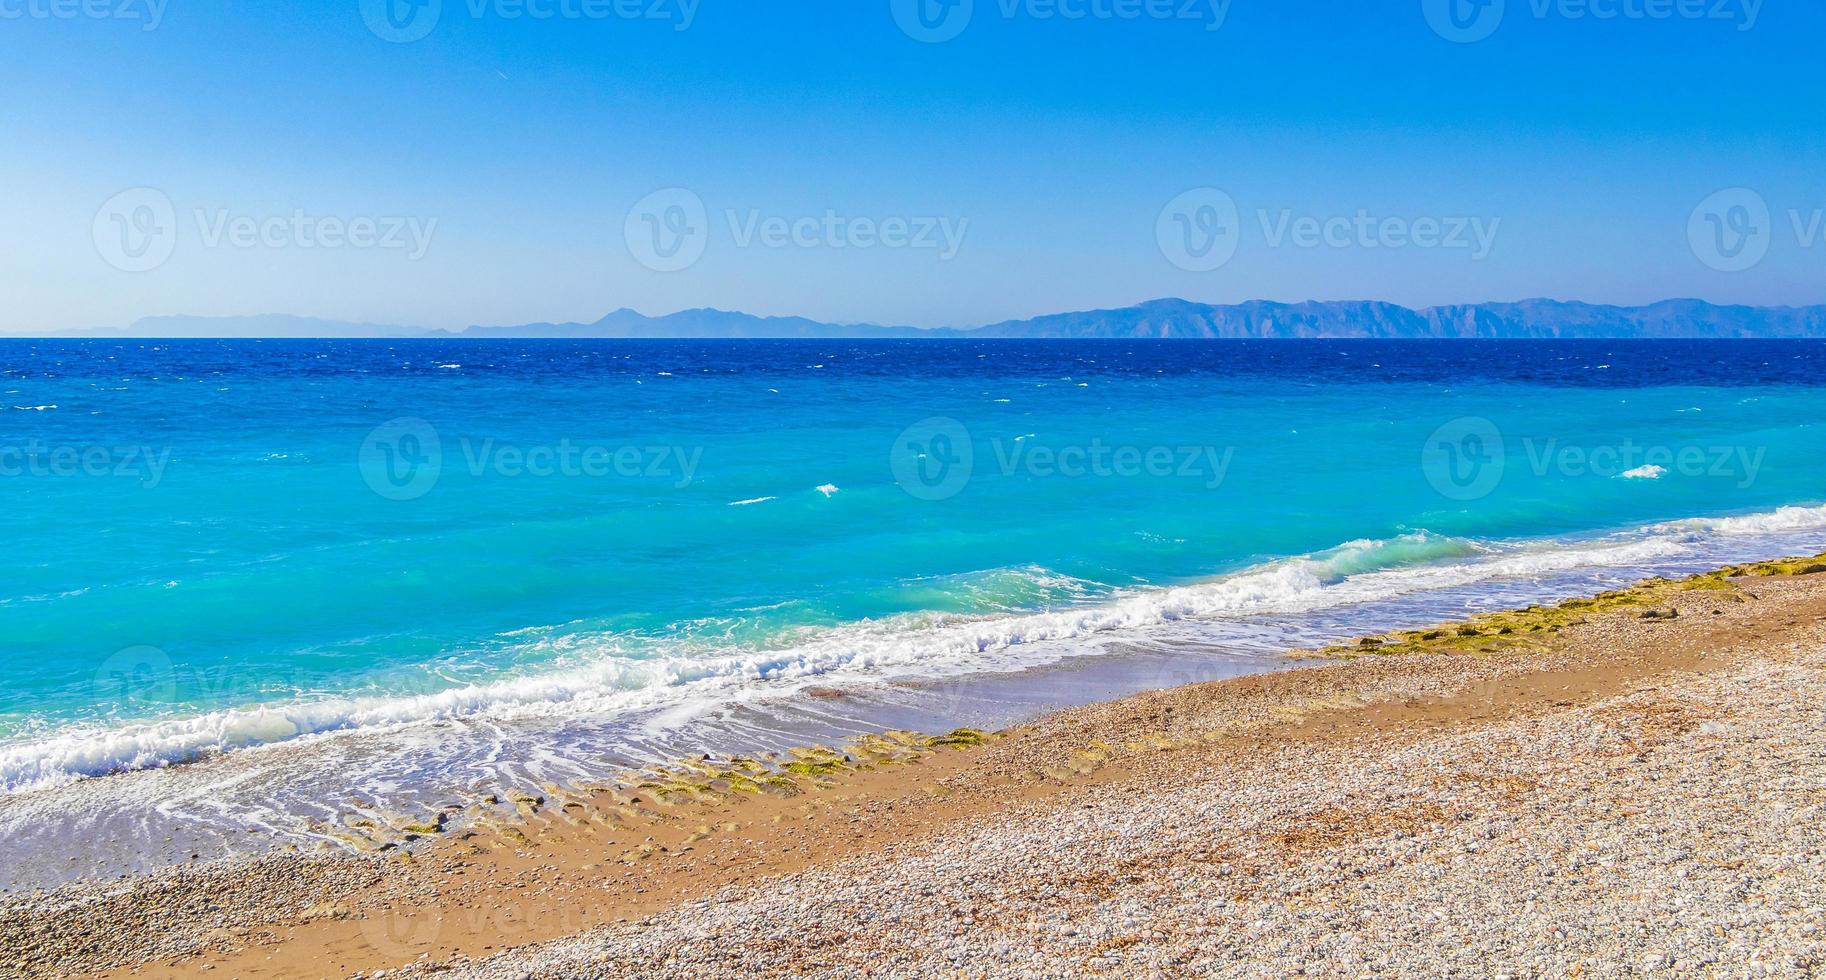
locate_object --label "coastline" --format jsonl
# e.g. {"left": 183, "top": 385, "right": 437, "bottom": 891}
{"left": 12, "top": 505, "right": 1826, "bottom": 891}
{"left": 11, "top": 555, "right": 1826, "bottom": 977}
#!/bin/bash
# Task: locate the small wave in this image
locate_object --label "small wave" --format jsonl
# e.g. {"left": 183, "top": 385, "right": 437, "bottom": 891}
{"left": 733, "top": 600, "right": 802, "bottom": 613}
{"left": 11, "top": 404, "right": 56, "bottom": 411}
{"left": 728, "top": 496, "right": 777, "bottom": 507}
{"left": 1651, "top": 502, "right": 1826, "bottom": 538}
{"left": 1618, "top": 465, "right": 1666, "bottom": 480}
{"left": 815, "top": 484, "right": 839, "bottom": 498}
{"left": 4, "top": 503, "right": 1825, "bottom": 794}
{"left": 1303, "top": 532, "right": 1484, "bottom": 580}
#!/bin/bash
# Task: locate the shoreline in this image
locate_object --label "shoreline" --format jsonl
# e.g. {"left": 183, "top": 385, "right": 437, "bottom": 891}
{"left": 9, "top": 555, "right": 1826, "bottom": 977}
{"left": 13, "top": 508, "right": 1826, "bottom": 891}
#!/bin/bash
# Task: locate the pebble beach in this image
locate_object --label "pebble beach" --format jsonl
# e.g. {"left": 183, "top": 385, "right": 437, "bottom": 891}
{"left": 10, "top": 559, "right": 1826, "bottom": 978}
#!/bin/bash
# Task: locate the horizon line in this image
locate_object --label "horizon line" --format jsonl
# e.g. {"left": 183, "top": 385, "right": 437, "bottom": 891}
{"left": 16, "top": 294, "right": 1826, "bottom": 339}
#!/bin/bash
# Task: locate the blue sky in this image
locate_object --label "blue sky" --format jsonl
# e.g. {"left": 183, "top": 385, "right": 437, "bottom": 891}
{"left": 1, "top": 0, "right": 1820, "bottom": 332}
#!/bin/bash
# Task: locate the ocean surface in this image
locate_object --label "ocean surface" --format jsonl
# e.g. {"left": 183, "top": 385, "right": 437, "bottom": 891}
{"left": 4, "top": 338, "right": 1826, "bottom": 886}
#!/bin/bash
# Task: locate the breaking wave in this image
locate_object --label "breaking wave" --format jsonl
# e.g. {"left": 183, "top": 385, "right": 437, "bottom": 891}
{"left": 5, "top": 503, "right": 1826, "bottom": 794}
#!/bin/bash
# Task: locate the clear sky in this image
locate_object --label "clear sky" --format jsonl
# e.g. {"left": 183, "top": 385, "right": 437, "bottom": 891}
{"left": 2, "top": 0, "right": 1820, "bottom": 332}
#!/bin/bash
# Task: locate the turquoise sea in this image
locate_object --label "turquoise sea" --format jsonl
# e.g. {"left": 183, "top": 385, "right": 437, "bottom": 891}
{"left": 3, "top": 338, "right": 1826, "bottom": 881}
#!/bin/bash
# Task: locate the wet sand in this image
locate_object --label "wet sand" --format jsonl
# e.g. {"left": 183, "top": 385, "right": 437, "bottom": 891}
{"left": 10, "top": 557, "right": 1826, "bottom": 978}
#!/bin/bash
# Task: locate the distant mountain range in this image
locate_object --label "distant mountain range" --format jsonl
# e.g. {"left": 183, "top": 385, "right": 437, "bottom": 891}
{"left": 967, "top": 298, "right": 1826, "bottom": 339}
{"left": 40, "top": 298, "right": 1826, "bottom": 340}
{"left": 451, "top": 307, "right": 939, "bottom": 340}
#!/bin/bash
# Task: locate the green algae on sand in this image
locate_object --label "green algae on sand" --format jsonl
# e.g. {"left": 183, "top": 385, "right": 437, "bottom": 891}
{"left": 1309, "top": 553, "right": 1826, "bottom": 660}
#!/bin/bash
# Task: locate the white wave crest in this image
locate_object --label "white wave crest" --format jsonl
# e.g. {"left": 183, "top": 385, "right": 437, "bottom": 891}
{"left": 3, "top": 503, "right": 1824, "bottom": 794}
{"left": 1651, "top": 503, "right": 1826, "bottom": 538}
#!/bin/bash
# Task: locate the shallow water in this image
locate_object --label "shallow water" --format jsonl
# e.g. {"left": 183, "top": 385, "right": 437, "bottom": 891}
{"left": 2, "top": 339, "right": 1824, "bottom": 886}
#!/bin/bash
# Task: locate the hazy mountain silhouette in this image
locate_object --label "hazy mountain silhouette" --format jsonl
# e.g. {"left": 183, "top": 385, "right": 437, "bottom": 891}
{"left": 38, "top": 299, "right": 1826, "bottom": 339}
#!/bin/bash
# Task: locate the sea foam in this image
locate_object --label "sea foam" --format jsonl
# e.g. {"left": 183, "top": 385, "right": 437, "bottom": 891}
{"left": 2, "top": 503, "right": 1824, "bottom": 794}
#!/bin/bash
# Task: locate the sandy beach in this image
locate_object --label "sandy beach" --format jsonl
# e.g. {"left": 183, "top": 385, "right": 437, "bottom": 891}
{"left": 10, "top": 556, "right": 1826, "bottom": 978}
{"left": 14, "top": 2, "right": 1819, "bottom": 976}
